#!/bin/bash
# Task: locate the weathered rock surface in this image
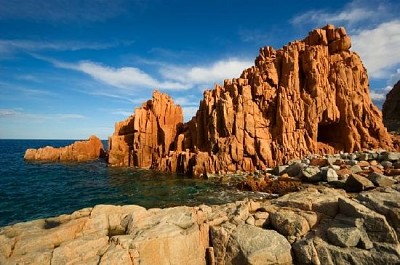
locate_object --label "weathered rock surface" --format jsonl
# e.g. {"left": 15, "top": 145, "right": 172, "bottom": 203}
{"left": 383, "top": 80, "right": 400, "bottom": 132}
{"left": 108, "top": 25, "right": 393, "bottom": 176}
{"left": 107, "top": 90, "right": 183, "bottom": 168}
{"left": 24, "top": 135, "right": 104, "bottom": 162}
{"left": 2, "top": 187, "right": 400, "bottom": 265}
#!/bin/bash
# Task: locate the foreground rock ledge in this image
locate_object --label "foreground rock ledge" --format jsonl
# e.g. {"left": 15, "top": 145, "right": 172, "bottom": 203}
{"left": 2, "top": 187, "right": 400, "bottom": 264}
{"left": 108, "top": 24, "right": 393, "bottom": 176}
{"left": 24, "top": 135, "right": 105, "bottom": 162}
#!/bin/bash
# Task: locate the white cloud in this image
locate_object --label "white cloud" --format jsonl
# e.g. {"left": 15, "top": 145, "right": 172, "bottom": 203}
{"left": 290, "top": 0, "right": 391, "bottom": 27}
{"left": 291, "top": 7, "right": 374, "bottom": 26}
{"left": 352, "top": 20, "right": 400, "bottom": 78}
{"left": 0, "top": 109, "right": 18, "bottom": 117}
{"left": 47, "top": 59, "right": 188, "bottom": 91}
{"left": 369, "top": 91, "right": 386, "bottom": 101}
{"left": 36, "top": 54, "right": 252, "bottom": 94}
{"left": 0, "top": 39, "right": 130, "bottom": 54}
{"left": 174, "top": 96, "right": 200, "bottom": 107}
{"left": 0, "top": 108, "right": 85, "bottom": 120}
{"left": 182, "top": 106, "right": 198, "bottom": 121}
{"left": 111, "top": 110, "right": 133, "bottom": 117}
{"left": 390, "top": 68, "right": 400, "bottom": 84}
{"left": 159, "top": 58, "right": 252, "bottom": 86}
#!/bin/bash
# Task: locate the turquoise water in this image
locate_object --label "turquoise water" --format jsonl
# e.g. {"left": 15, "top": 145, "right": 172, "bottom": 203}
{"left": 0, "top": 140, "right": 263, "bottom": 227}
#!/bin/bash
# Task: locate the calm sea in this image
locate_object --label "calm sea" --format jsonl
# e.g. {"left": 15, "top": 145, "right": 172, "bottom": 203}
{"left": 0, "top": 139, "right": 262, "bottom": 227}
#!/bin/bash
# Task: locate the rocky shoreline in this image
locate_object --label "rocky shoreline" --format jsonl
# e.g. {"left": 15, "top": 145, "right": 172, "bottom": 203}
{"left": 3, "top": 150, "right": 400, "bottom": 264}
{"left": 1, "top": 186, "right": 399, "bottom": 264}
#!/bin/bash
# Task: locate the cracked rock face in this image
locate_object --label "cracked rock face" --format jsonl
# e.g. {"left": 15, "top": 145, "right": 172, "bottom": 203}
{"left": 107, "top": 25, "right": 393, "bottom": 176}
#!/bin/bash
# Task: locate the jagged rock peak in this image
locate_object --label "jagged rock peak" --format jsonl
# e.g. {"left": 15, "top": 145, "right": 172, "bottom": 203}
{"left": 383, "top": 80, "right": 400, "bottom": 132}
{"left": 108, "top": 25, "right": 393, "bottom": 176}
{"left": 108, "top": 90, "right": 183, "bottom": 168}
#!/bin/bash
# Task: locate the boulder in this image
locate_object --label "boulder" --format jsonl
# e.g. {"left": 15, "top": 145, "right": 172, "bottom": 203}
{"left": 367, "top": 172, "right": 396, "bottom": 187}
{"left": 326, "top": 225, "right": 361, "bottom": 247}
{"left": 224, "top": 224, "right": 292, "bottom": 265}
{"left": 345, "top": 174, "right": 375, "bottom": 192}
{"left": 301, "top": 166, "right": 322, "bottom": 182}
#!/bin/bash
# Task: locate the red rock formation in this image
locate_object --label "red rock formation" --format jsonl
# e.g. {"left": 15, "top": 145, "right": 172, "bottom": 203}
{"left": 108, "top": 25, "right": 393, "bottom": 176}
{"left": 383, "top": 80, "right": 400, "bottom": 132}
{"left": 24, "top": 135, "right": 104, "bottom": 162}
{"left": 108, "top": 90, "right": 183, "bottom": 168}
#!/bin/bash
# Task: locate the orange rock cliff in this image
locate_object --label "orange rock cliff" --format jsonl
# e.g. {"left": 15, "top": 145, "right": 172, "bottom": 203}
{"left": 107, "top": 25, "right": 393, "bottom": 176}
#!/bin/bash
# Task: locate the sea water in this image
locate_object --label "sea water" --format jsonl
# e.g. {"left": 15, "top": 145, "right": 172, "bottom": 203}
{"left": 0, "top": 140, "right": 264, "bottom": 227}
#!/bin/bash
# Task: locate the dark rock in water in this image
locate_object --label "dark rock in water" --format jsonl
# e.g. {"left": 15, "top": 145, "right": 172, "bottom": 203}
{"left": 383, "top": 80, "right": 400, "bottom": 132}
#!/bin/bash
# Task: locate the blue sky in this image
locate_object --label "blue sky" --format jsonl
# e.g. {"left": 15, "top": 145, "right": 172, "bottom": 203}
{"left": 1, "top": 0, "right": 400, "bottom": 139}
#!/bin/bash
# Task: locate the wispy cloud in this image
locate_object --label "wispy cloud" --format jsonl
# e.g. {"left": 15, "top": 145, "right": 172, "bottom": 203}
{"left": 0, "top": 109, "right": 18, "bottom": 117}
{"left": 370, "top": 91, "right": 386, "bottom": 101}
{"left": 34, "top": 54, "right": 252, "bottom": 94}
{"left": 390, "top": 69, "right": 400, "bottom": 84}
{"left": 182, "top": 106, "right": 198, "bottom": 121}
{"left": 291, "top": 7, "right": 375, "bottom": 26}
{"left": 57, "top": 60, "right": 188, "bottom": 91}
{"left": 0, "top": 108, "right": 85, "bottom": 120}
{"left": 290, "top": 0, "right": 390, "bottom": 27}
{"left": 0, "top": 0, "right": 141, "bottom": 22}
{"left": 0, "top": 39, "right": 132, "bottom": 54}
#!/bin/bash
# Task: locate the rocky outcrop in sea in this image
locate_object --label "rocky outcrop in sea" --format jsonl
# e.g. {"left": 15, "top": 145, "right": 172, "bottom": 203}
{"left": 108, "top": 24, "right": 393, "bottom": 176}
{"left": 24, "top": 135, "right": 105, "bottom": 162}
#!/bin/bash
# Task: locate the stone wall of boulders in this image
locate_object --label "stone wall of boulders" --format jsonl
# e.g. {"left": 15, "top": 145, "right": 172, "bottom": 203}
{"left": 2, "top": 186, "right": 400, "bottom": 264}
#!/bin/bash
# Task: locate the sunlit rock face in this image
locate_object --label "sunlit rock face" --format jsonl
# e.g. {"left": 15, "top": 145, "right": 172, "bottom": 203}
{"left": 108, "top": 25, "right": 392, "bottom": 176}
{"left": 24, "top": 135, "right": 104, "bottom": 162}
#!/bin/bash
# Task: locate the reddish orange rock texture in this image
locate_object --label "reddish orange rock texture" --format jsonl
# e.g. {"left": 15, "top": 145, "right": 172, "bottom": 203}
{"left": 108, "top": 90, "right": 183, "bottom": 168}
{"left": 24, "top": 135, "right": 104, "bottom": 162}
{"left": 108, "top": 25, "right": 393, "bottom": 176}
